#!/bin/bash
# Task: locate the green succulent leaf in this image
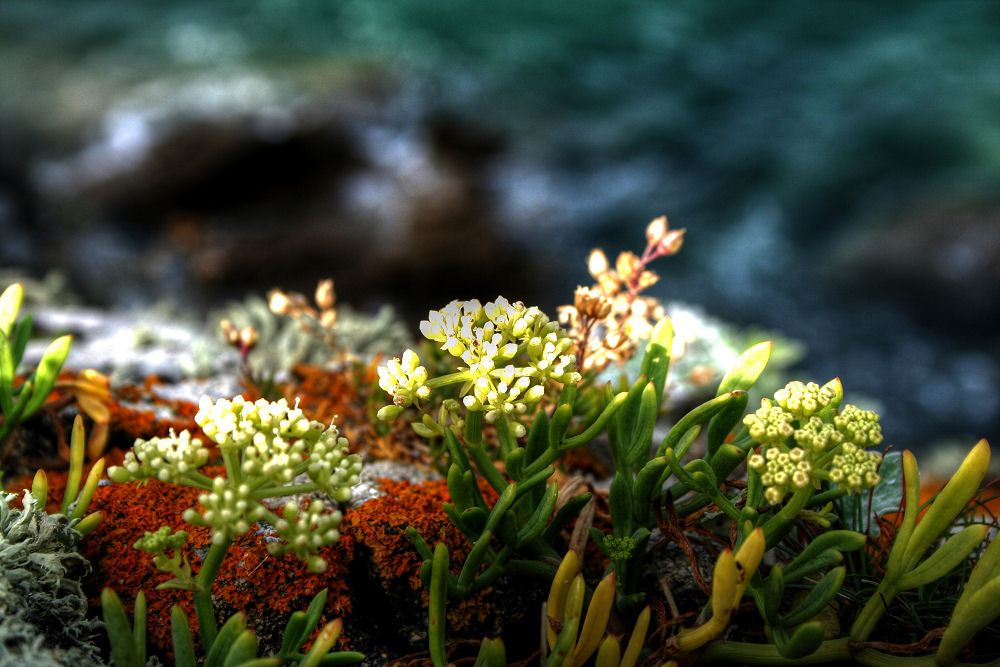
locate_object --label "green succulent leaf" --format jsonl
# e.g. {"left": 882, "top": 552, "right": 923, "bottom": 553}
{"left": 772, "top": 621, "right": 826, "bottom": 660}
{"left": 0, "top": 283, "right": 23, "bottom": 337}
{"left": 638, "top": 316, "right": 673, "bottom": 407}
{"left": 779, "top": 567, "right": 845, "bottom": 628}
{"left": 716, "top": 341, "right": 772, "bottom": 396}
{"left": 939, "top": 575, "right": 1000, "bottom": 664}
{"left": 898, "top": 523, "right": 989, "bottom": 591}
{"left": 205, "top": 612, "right": 248, "bottom": 667}
{"left": 171, "top": 605, "right": 198, "bottom": 667}
{"left": 21, "top": 333, "right": 71, "bottom": 419}
{"left": 472, "top": 637, "right": 507, "bottom": 667}
{"left": 102, "top": 588, "right": 140, "bottom": 667}
{"left": 782, "top": 531, "right": 866, "bottom": 583}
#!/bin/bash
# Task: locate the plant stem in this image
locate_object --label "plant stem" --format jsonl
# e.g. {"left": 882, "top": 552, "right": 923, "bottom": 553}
{"left": 193, "top": 536, "right": 231, "bottom": 650}
{"left": 704, "top": 638, "right": 852, "bottom": 665}
{"left": 850, "top": 580, "right": 897, "bottom": 643}
{"left": 762, "top": 485, "right": 813, "bottom": 544}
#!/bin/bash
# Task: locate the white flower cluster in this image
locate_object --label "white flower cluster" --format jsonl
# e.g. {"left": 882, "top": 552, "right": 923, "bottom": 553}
{"left": 109, "top": 429, "right": 210, "bottom": 484}
{"left": 745, "top": 380, "right": 885, "bottom": 504}
{"left": 378, "top": 297, "right": 581, "bottom": 435}
{"left": 376, "top": 349, "right": 431, "bottom": 415}
{"left": 112, "top": 395, "right": 361, "bottom": 570}
{"left": 192, "top": 395, "right": 362, "bottom": 497}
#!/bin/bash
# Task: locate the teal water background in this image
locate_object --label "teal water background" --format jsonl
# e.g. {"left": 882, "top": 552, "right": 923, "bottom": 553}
{"left": 1, "top": 0, "right": 999, "bottom": 452}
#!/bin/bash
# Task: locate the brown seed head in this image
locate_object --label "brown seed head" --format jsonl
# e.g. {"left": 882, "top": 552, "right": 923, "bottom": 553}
{"left": 574, "top": 286, "right": 613, "bottom": 320}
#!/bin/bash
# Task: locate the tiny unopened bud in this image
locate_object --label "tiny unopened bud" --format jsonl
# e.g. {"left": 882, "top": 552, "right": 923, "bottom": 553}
{"left": 220, "top": 319, "right": 240, "bottom": 345}
{"left": 615, "top": 251, "right": 641, "bottom": 281}
{"left": 645, "top": 215, "right": 668, "bottom": 245}
{"left": 656, "top": 228, "right": 685, "bottom": 256}
{"left": 239, "top": 326, "right": 259, "bottom": 349}
{"left": 315, "top": 279, "right": 336, "bottom": 311}
{"left": 268, "top": 290, "right": 291, "bottom": 315}
{"left": 588, "top": 248, "right": 610, "bottom": 278}
{"left": 319, "top": 310, "right": 337, "bottom": 328}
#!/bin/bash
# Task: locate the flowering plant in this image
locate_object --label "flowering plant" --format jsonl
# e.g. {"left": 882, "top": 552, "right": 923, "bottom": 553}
{"left": 107, "top": 394, "right": 362, "bottom": 655}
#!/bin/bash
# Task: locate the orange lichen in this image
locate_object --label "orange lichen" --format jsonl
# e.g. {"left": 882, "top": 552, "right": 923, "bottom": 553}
{"left": 110, "top": 377, "right": 204, "bottom": 441}
{"left": 342, "top": 478, "right": 501, "bottom": 630}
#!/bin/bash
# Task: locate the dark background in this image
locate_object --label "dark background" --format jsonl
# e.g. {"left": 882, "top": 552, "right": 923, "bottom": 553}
{"left": 1, "top": 1, "right": 998, "bottom": 454}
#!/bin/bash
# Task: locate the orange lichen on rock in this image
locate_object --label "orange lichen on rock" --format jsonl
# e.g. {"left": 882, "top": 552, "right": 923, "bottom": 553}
{"left": 342, "top": 477, "right": 500, "bottom": 630}
{"left": 278, "top": 363, "right": 365, "bottom": 430}
{"left": 110, "top": 378, "right": 204, "bottom": 441}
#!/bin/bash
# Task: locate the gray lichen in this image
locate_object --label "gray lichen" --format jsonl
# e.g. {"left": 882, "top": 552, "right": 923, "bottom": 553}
{"left": 0, "top": 491, "right": 104, "bottom": 666}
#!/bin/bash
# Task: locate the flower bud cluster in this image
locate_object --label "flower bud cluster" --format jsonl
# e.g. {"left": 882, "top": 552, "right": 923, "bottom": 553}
{"left": 745, "top": 380, "right": 885, "bottom": 504}
{"left": 773, "top": 381, "right": 837, "bottom": 420}
{"left": 793, "top": 416, "right": 843, "bottom": 453}
{"left": 184, "top": 477, "right": 270, "bottom": 544}
{"left": 307, "top": 428, "right": 364, "bottom": 502}
{"left": 830, "top": 443, "right": 883, "bottom": 492}
{"left": 748, "top": 447, "right": 813, "bottom": 505}
{"left": 833, "top": 404, "right": 884, "bottom": 447}
{"left": 134, "top": 525, "right": 188, "bottom": 554}
{"left": 134, "top": 526, "right": 191, "bottom": 580}
{"left": 109, "top": 429, "right": 210, "bottom": 484}
{"left": 378, "top": 297, "right": 580, "bottom": 434}
{"left": 192, "top": 395, "right": 362, "bottom": 500}
{"left": 269, "top": 499, "right": 344, "bottom": 573}
{"left": 743, "top": 399, "right": 795, "bottom": 447}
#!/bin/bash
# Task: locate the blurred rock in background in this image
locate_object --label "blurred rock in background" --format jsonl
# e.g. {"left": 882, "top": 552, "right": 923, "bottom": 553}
{"left": 2, "top": 0, "right": 998, "bottom": 452}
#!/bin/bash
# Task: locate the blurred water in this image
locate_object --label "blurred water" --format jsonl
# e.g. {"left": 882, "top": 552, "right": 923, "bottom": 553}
{"left": 1, "top": 0, "right": 999, "bottom": 452}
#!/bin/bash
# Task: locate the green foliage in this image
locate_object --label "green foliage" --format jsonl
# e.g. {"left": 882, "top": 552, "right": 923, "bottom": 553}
{"left": 215, "top": 293, "right": 412, "bottom": 382}
{"left": 376, "top": 287, "right": 998, "bottom": 666}
{"left": 102, "top": 587, "right": 363, "bottom": 667}
{"left": 0, "top": 282, "right": 72, "bottom": 454}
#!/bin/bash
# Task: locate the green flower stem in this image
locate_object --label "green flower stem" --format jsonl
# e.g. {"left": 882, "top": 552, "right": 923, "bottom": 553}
{"left": 252, "top": 483, "right": 324, "bottom": 499}
{"left": 220, "top": 449, "right": 243, "bottom": 487}
{"left": 762, "top": 485, "right": 813, "bottom": 544}
{"left": 560, "top": 391, "right": 628, "bottom": 451}
{"left": 465, "top": 409, "right": 484, "bottom": 445}
{"left": 193, "top": 536, "right": 232, "bottom": 650}
{"left": 179, "top": 471, "right": 217, "bottom": 491}
{"left": 806, "top": 487, "right": 847, "bottom": 508}
{"left": 428, "top": 371, "right": 471, "bottom": 389}
{"left": 701, "top": 637, "right": 945, "bottom": 666}
{"left": 468, "top": 440, "right": 507, "bottom": 495}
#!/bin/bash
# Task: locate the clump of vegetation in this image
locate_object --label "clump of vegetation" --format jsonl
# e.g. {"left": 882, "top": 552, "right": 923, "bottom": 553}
{"left": 0, "top": 417, "right": 106, "bottom": 666}
{"left": 2, "top": 218, "right": 998, "bottom": 666}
